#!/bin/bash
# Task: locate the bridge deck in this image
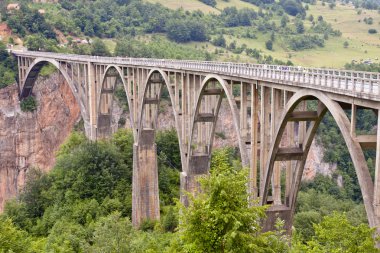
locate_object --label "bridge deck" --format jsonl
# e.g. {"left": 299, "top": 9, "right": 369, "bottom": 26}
{"left": 13, "top": 50, "right": 380, "bottom": 102}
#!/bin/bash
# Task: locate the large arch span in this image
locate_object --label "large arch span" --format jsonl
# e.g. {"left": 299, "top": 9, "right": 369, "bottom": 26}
{"left": 20, "top": 57, "right": 88, "bottom": 122}
{"left": 261, "top": 89, "right": 378, "bottom": 230}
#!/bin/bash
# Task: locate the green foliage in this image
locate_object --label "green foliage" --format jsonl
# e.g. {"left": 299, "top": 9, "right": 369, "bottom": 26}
{"left": 316, "top": 109, "right": 376, "bottom": 202}
{"left": 162, "top": 207, "right": 178, "bottom": 232}
{"left": 0, "top": 217, "right": 31, "bottom": 253}
{"left": 39, "top": 63, "right": 57, "bottom": 77}
{"left": 24, "top": 34, "right": 59, "bottom": 52}
{"left": 368, "top": 28, "right": 377, "bottom": 34}
{"left": 294, "top": 187, "right": 367, "bottom": 241}
{"left": 288, "top": 35, "right": 324, "bottom": 50}
{"left": 91, "top": 39, "right": 111, "bottom": 56}
{"left": 345, "top": 62, "right": 380, "bottom": 72}
{"left": 281, "top": 0, "right": 306, "bottom": 16}
{"left": 295, "top": 19, "right": 305, "bottom": 34}
{"left": 51, "top": 141, "right": 131, "bottom": 205}
{"left": 212, "top": 34, "right": 227, "bottom": 48}
{"left": 90, "top": 212, "right": 135, "bottom": 252}
{"left": 166, "top": 19, "right": 208, "bottom": 43}
{"left": 221, "top": 7, "right": 258, "bottom": 27}
{"left": 179, "top": 148, "right": 289, "bottom": 252}
{"left": 157, "top": 129, "right": 181, "bottom": 169}
{"left": 56, "top": 131, "right": 87, "bottom": 157}
{"left": 5, "top": 5, "right": 56, "bottom": 39}
{"left": 293, "top": 212, "right": 378, "bottom": 252}
{"left": 199, "top": 0, "right": 217, "bottom": 7}
{"left": 265, "top": 40, "right": 273, "bottom": 50}
{"left": 20, "top": 96, "right": 37, "bottom": 112}
{"left": 0, "top": 41, "right": 16, "bottom": 89}
{"left": 46, "top": 219, "right": 89, "bottom": 252}
{"left": 114, "top": 37, "right": 211, "bottom": 60}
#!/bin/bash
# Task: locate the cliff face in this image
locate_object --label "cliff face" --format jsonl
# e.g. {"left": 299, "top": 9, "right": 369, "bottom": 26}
{"left": 0, "top": 73, "right": 80, "bottom": 211}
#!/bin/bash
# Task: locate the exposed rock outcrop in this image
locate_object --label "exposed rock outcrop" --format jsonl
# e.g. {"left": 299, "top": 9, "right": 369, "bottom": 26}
{"left": 0, "top": 73, "right": 80, "bottom": 211}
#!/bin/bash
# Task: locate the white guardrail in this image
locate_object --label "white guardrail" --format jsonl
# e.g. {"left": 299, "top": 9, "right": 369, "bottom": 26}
{"left": 13, "top": 51, "right": 380, "bottom": 100}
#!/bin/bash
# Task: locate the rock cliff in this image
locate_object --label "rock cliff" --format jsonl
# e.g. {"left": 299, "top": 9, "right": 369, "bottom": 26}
{"left": 0, "top": 73, "right": 80, "bottom": 211}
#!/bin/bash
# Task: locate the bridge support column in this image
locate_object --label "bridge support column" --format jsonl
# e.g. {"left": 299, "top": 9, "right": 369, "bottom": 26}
{"left": 180, "top": 155, "right": 210, "bottom": 206}
{"left": 88, "top": 62, "right": 98, "bottom": 140}
{"left": 132, "top": 129, "right": 160, "bottom": 227}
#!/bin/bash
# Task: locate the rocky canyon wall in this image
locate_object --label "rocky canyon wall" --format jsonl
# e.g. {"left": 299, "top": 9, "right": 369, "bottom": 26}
{"left": 0, "top": 72, "right": 80, "bottom": 211}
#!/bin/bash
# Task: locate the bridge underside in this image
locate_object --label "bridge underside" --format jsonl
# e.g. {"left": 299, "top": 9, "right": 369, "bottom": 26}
{"left": 14, "top": 51, "right": 380, "bottom": 233}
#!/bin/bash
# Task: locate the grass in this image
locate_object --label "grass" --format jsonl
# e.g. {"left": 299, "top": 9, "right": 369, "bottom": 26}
{"left": 146, "top": 0, "right": 217, "bottom": 13}
{"left": 145, "top": 0, "right": 259, "bottom": 13}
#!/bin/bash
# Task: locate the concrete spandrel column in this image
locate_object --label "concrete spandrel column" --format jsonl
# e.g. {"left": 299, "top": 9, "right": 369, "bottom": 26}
{"left": 132, "top": 129, "right": 160, "bottom": 228}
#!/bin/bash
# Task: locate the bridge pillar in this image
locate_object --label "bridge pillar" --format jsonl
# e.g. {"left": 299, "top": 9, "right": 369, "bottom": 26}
{"left": 87, "top": 62, "right": 98, "bottom": 140}
{"left": 180, "top": 155, "right": 210, "bottom": 206}
{"left": 132, "top": 129, "right": 160, "bottom": 227}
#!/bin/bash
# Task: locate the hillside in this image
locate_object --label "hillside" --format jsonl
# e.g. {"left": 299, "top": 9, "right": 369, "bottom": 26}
{"left": 144, "top": 0, "right": 380, "bottom": 67}
{"left": 1, "top": 0, "right": 380, "bottom": 68}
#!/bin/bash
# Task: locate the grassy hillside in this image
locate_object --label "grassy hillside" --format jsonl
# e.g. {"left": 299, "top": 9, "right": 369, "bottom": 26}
{"left": 145, "top": 0, "right": 380, "bottom": 67}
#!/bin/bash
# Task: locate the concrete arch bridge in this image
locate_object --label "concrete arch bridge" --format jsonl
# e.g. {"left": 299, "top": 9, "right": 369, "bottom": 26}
{"left": 12, "top": 51, "right": 380, "bottom": 233}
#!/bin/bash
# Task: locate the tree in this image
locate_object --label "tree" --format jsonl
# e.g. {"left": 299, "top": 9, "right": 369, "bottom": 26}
{"left": 296, "top": 19, "right": 305, "bottom": 34}
{"left": 343, "top": 41, "right": 349, "bottom": 48}
{"left": 281, "top": 15, "right": 289, "bottom": 27}
{"left": 199, "top": 0, "right": 217, "bottom": 7}
{"left": 166, "top": 20, "right": 191, "bottom": 43}
{"left": 0, "top": 217, "right": 31, "bottom": 253}
{"left": 24, "top": 34, "right": 46, "bottom": 51}
{"left": 294, "top": 212, "right": 378, "bottom": 252}
{"left": 162, "top": 207, "right": 178, "bottom": 232}
{"left": 368, "top": 29, "right": 377, "bottom": 34}
{"left": 189, "top": 21, "right": 208, "bottom": 42}
{"left": 281, "top": 0, "right": 306, "bottom": 16}
{"left": 266, "top": 40, "right": 273, "bottom": 50}
{"left": 179, "top": 149, "right": 289, "bottom": 252}
{"left": 90, "top": 212, "right": 135, "bottom": 252}
{"left": 91, "top": 39, "right": 111, "bottom": 56}
{"left": 212, "top": 34, "right": 227, "bottom": 47}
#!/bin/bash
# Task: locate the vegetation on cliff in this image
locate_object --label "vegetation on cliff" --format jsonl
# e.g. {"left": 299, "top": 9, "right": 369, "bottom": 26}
{"left": 0, "top": 42, "right": 16, "bottom": 89}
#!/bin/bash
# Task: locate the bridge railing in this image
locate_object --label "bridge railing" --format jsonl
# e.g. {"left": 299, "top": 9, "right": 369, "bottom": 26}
{"left": 12, "top": 51, "right": 380, "bottom": 99}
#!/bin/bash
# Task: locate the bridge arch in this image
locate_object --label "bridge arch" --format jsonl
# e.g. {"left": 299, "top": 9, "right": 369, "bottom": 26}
{"left": 132, "top": 68, "right": 185, "bottom": 226}
{"left": 20, "top": 57, "right": 87, "bottom": 120}
{"left": 260, "top": 89, "right": 377, "bottom": 229}
{"left": 187, "top": 74, "right": 249, "bottom": 173}
{"left": 97, "top": 65, "right": 134, "bottom": 139}
{"left": 137, "top": 68, "right": 185, "bottom": 167}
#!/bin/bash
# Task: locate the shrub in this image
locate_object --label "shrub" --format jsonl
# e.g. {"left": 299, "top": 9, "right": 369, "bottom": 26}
{"left": 20, "top": 96, "right": 37, "bottom": 112}
{"left": 199, "top": 0, "right": 217, "bottom": 7}
{"left": 266, "top": 40, "right": 273, "bottom": 50}
{"left": 368, "top": 29, "right": 377, "bottom": 34}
